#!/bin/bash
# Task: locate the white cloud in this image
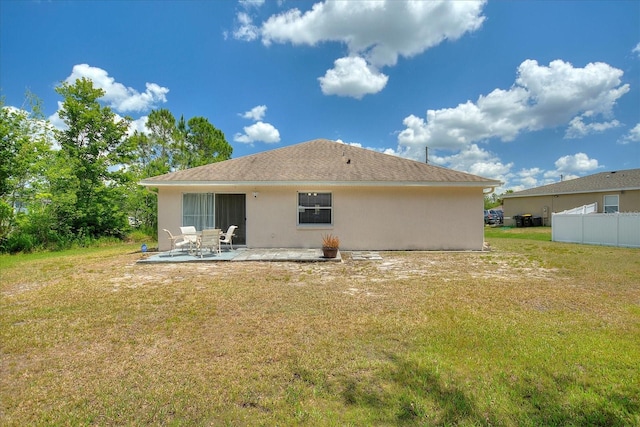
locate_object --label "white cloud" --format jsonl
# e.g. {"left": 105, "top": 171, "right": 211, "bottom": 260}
{"left": 239, "top": 0, "right": 265, "bottom": 8}
{"left": 515, "top": 168, "right": 545, "bottom": 191}
{"left": 127, "top": 116, "right": 149, "bottom": 136}
{"left": 235, "top": 0, "right": 486, "bottom": 97}
{"left": 619, "top": 123, "right": 640, "bottom": 144}
{"left": 633, "top": 42, "right": 640, "bottom": 57}
{"left": 565, "top": 116, "right": 620, "bottom": 139}
{"left": 234, "top": 12, "right": 260, "bottom": 41}
{"left": 65, "top": 64, "right": 169, "bottom": 113}
{"left": 47, "top": 102, "right": 66, "bottom": 130}
{"left": 554, "top": 153, "right": 599, "bottom": 173}
{"left": 234, "top": 121, "right": 281, "bottom": 144}
{"left": 318, "top": 56, "right": 389, "bottom": 98}
{"left": 235, "top": 105, "right": 281, "bottom": 143}
{"left": 240, "top": 105, "right": 267, "bottom": 121}
{"left": 260, "top": 0, "right": 485, "bottom": 68}
{"left": 397, "top": 59, "right": 630, "bottom": 160}
{"left": 429, "top": 144, "right": 511, "bottom": 185}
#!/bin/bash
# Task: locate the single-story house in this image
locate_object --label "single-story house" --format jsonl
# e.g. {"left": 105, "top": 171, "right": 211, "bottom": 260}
{"left": 503, "top": 168, "right": 640, "bottom": 226}
{"left": 141, "top": 139, "right": 502, "bottom": 251}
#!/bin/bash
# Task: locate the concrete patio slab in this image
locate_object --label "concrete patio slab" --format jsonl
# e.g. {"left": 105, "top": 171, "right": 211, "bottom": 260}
{"left": 137, "top": 248, "right": 342, "bottom": 263}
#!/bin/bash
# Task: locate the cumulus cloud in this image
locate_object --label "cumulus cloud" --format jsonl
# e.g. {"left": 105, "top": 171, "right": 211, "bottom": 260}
{"left": 633, "top": 42, "right": 640, "bottom": 57}
{"left": 318, "top": 56, "right": 389, "bottom": 98}
{"left": 429, "top": 144, "right": 511, "bottom": 185}
{"left": 234, "top": 0, "right": 486, "bottom": 97}
{"left": 234, "top": 104, "right": 281, "bottom": 144}
{"left": 554, "top": 152, "right": 599, "bottom": 174}
{"left": 240, "top": 105, "right": 267, "bottom": 121}
{"left": 260, "top": 0, "right": 485, "bottom": 67}
{"left": 619, "top": 123, "right": 640, "bottom": 144}
{"left": 234, "top": 121, "right": 280, "bottom": 144}
{"left": 65, "top": 64, "right": 169, "bottom": 113}
{"left": 397, "top": 59, "right": 630, "bottom": 159}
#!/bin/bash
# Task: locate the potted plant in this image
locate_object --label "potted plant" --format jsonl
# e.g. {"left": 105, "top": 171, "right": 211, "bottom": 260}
{"left": 321, "top": 233, "right": 340, "bottom": 258}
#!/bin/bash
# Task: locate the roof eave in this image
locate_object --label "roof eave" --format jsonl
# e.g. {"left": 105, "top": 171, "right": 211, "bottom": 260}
{"left": 503, "top": 186, "right": 640, "bottom": 198}
{"left": 140, "top": 180, "right": 502, "bottom": 188}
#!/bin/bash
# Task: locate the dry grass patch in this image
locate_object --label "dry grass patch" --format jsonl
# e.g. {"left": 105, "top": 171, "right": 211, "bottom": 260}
{"left": 1, "top": 238, "right": 639, "bottom": 425}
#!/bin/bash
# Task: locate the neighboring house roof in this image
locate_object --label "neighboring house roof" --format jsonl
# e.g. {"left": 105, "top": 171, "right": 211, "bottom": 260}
{"left": 504, "top": 168, "right": 640, "bottom": 198}
{"left": 141, "top": 139, "right": 501, "bottom": 188}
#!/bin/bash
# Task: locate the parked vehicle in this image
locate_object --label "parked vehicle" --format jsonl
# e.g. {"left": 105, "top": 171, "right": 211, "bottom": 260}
{"left": 484, "top": 210, "right": 497, "bottom": 225}
{"left": 490, "top": 209, "right": 503, "bottom": 224}
{"left": 484, "top": 209, "right": 503, "bottom": 225}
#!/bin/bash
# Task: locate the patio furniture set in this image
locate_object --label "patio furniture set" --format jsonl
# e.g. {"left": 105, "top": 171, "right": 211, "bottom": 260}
{"left": 163, "top": 225, "right": 238, "bottom": 258}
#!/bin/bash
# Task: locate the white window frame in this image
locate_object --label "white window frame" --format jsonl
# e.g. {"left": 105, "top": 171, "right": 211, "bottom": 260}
{"left": 297, "top": 191, "right": 333, "bottom": 227}
{"left": 603, "top": 194, "right": 619, "bottom": 213}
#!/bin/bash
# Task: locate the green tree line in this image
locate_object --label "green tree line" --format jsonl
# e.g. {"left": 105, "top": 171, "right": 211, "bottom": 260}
{"left": 0, "top": 79, "right": 232, "bottom": 253}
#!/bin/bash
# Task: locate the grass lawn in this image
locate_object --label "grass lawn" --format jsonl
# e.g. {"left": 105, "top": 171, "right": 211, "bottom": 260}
{"left": 1, "top": 229, "right": 639, "bottom": 425}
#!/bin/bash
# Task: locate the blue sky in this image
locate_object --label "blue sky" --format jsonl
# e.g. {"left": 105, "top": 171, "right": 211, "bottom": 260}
{"left": 1, "top": 0, "right": 638, "bottom": 192}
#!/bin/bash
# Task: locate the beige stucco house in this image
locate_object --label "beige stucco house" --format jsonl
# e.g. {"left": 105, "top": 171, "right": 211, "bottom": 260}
{"left": 141, "top": 139, "right": 501, "bottom": 251}
{"left": 503, "top": 168, "right": 640, "bottom": 226}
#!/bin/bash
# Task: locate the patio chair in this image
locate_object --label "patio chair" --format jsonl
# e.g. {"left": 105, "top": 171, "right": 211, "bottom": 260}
{"left": 198, "top": 228, "right": 221, "bottom": 258}
{"left": 180, "top": 226, "right": 199, "bottom": 253}
{"left": 163, "top": 229, "right": 188, "bottom": 256}
{"left": 219, "top": 225, "right": 238, "bottom": 251}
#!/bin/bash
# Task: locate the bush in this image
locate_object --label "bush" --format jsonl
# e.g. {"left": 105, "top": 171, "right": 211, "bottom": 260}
{"left": 3, "top": 232, "right": 36, "bottom": 253}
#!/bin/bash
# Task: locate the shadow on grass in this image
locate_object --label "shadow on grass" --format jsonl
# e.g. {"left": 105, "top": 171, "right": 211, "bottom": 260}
{"left": 339, "top": 352, "right": 639, "bottom": 425}
{"left": 515, "top": 372, "right": 639, "bottom": 427}
{"left": 340, "top": 353, "right": 483, "bottom": 425}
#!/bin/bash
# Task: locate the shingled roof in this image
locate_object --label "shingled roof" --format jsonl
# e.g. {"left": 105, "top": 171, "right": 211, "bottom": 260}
{"left": 141, "top": 139, "right": 501, "bottom": 187}
{"left": 504, "top": 168, "right": 640, "bottom": 198}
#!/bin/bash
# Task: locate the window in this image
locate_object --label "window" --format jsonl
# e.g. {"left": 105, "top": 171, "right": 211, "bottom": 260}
{"left": 183, "top": 193, "right": 215, "bottom": 230}
{"left": 298, "top": 192, "right": 332, "bottom": 225}
{"left": 603, "top": 195, "right": 619, "bottom": 213}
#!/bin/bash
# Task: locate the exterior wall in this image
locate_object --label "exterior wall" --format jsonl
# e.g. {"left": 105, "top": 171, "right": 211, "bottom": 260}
{"left": 157, "top": 185, "right": 485, "bottom": 251}
{"left": 503, "top": 189, "right": 640, "bottom": 226}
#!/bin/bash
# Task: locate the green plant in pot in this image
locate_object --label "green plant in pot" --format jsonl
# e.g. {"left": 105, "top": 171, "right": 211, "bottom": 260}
{"left": 321, "top": 233, "right": 340, "bottom": 258}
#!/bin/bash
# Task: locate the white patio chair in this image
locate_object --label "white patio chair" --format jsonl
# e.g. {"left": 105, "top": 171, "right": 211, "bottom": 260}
{"left": 198, "top": 228, "right": 221, "bottom": 258}
{"left": 219, "top": 225, "right": 238, "bottom": 251}
{"left": 180, "top": 226, "right": 199, "bottom": 253}
{"left": 163, "top": 229, "right": 188, "bottom": 256}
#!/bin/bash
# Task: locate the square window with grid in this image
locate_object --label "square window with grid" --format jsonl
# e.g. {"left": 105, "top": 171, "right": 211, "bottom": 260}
{"left": 298, "top": 192, "right": 332, "bottom": 225}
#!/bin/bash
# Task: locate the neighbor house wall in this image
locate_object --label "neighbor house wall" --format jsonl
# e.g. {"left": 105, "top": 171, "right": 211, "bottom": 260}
{"left": 157, "top": 185, "right": 485, "bottom": 251}
{"left": 503, "top": 189, "right": 640, "bottom": 226}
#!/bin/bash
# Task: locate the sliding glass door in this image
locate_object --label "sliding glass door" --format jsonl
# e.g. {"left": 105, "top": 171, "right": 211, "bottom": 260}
{"left": 182, "top": 193, "right": 246, "bottom": 245}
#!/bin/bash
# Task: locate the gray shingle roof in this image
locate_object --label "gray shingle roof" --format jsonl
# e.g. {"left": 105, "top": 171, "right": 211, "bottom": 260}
{"left": 504, "top": 168, "right": 640, "bottom": 198}
{"left": 141, "top": 139, "right": 501, "bottom": 187}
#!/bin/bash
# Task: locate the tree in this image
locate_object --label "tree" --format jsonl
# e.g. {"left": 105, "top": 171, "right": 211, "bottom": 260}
{"left": 0, "top": 93, "right": 54, "bottom": 246}
{"left": 185, "top": 116, "right": 232, "bottom": 168}
{"left": 123, "top": 110, "right": 232, "bottom": 233}
{"left": 54, "top": 78, "right": 131, "bottom": 238}
{"left": 146, "top": 108, "right": 178, "bottom": 171}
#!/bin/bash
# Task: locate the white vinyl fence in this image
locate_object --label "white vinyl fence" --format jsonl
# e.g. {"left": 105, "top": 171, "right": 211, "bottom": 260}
{"left": 552, "top": 212, "right": 640, "bottom": 248}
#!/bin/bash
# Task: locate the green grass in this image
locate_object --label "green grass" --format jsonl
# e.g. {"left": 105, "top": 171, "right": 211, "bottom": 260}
{"left": 1, "top": 235, "right": 639, "bottom": 425}
{"left": 484, "top": 225, "right": 552, "bottom": 241}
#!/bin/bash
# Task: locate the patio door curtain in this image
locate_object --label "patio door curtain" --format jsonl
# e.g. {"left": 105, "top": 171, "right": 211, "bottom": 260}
{"left": 182, "top": 193, "right": 214, "bottom": 231}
